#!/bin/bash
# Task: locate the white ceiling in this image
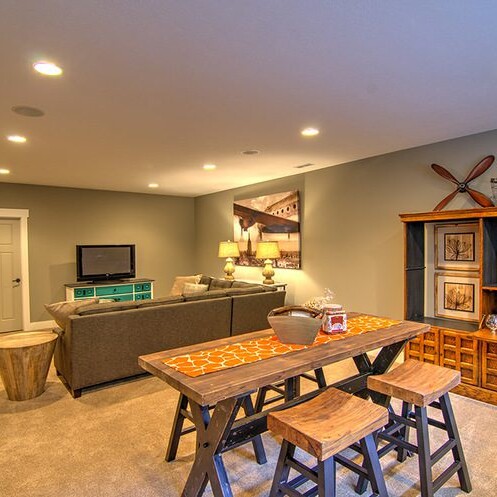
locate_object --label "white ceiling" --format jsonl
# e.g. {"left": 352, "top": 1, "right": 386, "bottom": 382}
{"left": 1, "top": 1, "right": 497, "bottom": 197}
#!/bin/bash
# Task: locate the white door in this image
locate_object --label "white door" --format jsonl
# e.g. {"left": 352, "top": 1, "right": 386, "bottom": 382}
{"left": 0, "top": 219, "right": 22, "bottom": 332}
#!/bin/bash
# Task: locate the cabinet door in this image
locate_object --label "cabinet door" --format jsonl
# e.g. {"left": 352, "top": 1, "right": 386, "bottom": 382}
{"left": 439, "top": 329, "right": 479, "bottom": 385}
{"left": 405, "top": 327, "right": 439, "bottom": 365}
{"left": 482, "top": 341, "right": 497, "bottom": 392}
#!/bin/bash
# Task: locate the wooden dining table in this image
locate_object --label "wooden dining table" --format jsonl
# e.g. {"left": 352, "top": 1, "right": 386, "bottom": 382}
{"left": 139, "top": 313, "right": 428, "bottom": 497}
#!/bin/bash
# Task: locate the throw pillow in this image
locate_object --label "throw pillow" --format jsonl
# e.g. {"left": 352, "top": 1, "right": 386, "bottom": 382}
{"left": 44, "top": 298, "right": 99, "bottom": 329}
{"left": 182, "top": 283, "right": 209, "bottom": 296}
{"left": 169, "top": 274, "right": 202, "bottom": 296}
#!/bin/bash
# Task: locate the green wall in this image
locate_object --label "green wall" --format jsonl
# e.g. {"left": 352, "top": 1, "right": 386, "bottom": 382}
{"left": 195, "top": 129, "right": 497, "bottom": 319}
{"left": 0, "top": 183, "right": 195, "bottom": 322}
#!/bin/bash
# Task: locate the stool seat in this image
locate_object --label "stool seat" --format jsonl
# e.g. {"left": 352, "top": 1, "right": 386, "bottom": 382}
{"left": 268, "top": 387, "right": 388, "bottom": 461}
{"left": 367, "top": 359, "right": 460, "bottom": 407}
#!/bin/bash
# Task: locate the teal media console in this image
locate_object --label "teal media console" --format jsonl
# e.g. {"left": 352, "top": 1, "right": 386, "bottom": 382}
{"left": 65, "top": 279, "right": 154, "bottom": 302}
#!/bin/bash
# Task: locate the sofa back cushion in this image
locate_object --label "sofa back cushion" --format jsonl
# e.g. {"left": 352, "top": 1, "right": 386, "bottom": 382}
{"left": 78, "top": 300, "right": 139, "bottom": 316}
{"left": 184, "top": 289, "right": 227, "bottom": 301}
{"left": 209, "top": 278, "right": 233, "bottom": 290}
{"left": 138, "top": 295, "right": 185, "bottom": 308}
{"left": 45, "top": 298, "right": 99, "bottom": 329}
{"left": 225, "top": 286, "right": 264, "bottom": 296}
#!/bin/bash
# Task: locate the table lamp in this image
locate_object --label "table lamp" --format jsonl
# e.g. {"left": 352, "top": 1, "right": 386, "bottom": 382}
{"left": 218, "top": 240, "right": 240, "bottom": 280}
{"left": 255, "top": 241, "right": 281, "bottom": 284}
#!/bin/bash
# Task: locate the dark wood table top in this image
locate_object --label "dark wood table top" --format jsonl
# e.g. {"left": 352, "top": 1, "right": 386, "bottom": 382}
{"left": 139, "top": 313, "right": 428, "bottom": 406}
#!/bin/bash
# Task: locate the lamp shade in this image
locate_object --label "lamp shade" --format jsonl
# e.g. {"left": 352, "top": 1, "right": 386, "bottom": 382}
{"left": 218, "top": 240, "right": 240, "bottom": 258}
{"left": 256, "top": 241, "right": 280, "bottom": 260}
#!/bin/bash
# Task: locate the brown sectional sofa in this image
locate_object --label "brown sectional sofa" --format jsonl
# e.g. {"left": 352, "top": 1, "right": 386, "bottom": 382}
{"left": 54, "top": 277, "right": 285, "bottom": 397}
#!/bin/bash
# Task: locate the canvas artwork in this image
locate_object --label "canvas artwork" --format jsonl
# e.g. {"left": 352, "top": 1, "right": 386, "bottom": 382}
{"left": 435, "top": 223, "right": 479, "bottom": 271}
{"left": 233, "top": 190, "right": 301, "bottom": 268}
{"left": 435, "top": 273, "right": 479, "bottom": 322}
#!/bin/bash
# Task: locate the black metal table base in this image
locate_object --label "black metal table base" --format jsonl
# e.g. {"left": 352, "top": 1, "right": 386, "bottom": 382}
{"left": 173, "top": 341, "right": 408, "bottom": 497}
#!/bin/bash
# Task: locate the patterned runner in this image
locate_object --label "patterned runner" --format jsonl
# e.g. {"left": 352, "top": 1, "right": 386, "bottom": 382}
{"left": 163, "top": 315, "right": 399, "bottom": 377}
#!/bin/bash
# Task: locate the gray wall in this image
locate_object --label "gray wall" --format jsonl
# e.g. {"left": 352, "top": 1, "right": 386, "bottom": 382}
{"left": 195, "top": 129, "right": 497, "bottom": 319}
{"left": 0, "top": 184, "right": 195, "bottom": 322}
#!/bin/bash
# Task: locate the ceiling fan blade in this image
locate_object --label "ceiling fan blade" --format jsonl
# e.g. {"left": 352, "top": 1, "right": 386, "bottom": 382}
{"left": 433, "top": 189, "right": 459, "bottom": 211}
{"left": 464, "top": 155, "right": 495, "bottom": 183}
{"left": 466, "top": 187, "right": 494, "bottom": 208}
{"left": 431, "top": 164, "right": 459, "bottom": 184}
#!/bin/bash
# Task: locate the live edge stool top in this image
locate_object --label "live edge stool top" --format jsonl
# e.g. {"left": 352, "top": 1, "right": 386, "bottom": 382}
{"left": 367, "top": 359, "right": 461, "bottom": 407}
{"left": 267, "top": 387, "right": 388, "bottom": 461}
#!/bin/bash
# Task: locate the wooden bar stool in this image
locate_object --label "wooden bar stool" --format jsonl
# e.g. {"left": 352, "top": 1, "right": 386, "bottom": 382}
{"left": 268, "top": 387, "right": 389, "bottom": 497}
{"left": 366, "top": 359, "right": 472, "bottom": 497}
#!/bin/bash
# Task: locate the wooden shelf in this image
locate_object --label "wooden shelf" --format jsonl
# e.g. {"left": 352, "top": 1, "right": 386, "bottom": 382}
{"left": 407, "top": 316, "right": 480, "bottom": 333}
{"left": 402, "top": 208, "right": 497, "bottom": 405}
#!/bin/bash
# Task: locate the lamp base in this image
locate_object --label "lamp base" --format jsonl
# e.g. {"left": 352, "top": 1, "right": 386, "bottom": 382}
{"left": 261, "top": 260, "right": 275, "bottom": 285}
{"left": 223, "top": 258, "right": 236, "bottom": 281}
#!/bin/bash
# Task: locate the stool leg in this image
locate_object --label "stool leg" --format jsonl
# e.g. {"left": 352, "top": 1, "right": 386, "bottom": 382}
{"left": 439, "top": 393, "right": 472, "bottom": 493}
{"left": 318, "top": 456, "right": 336, "bottom": 497}
{"left": 415, "top": 406, "right": 434, "bottom": 497}
{"left": 397, "top": 401, "right": 413, "bottom": 462}
{"left": 269, "top": 440, "right": 295, "bottom": 497}
{"left": 165, "top": 393, "right": 189, "bottom": 461}
{"left": 355, "top": 429, "right": 380, "bottom": 495}
{"left": 360, "top": 433, "right": 389, "bottom": 497}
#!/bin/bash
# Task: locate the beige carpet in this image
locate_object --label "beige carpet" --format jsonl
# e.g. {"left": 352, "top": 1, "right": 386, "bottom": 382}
{"left": 1, "top": 359, "right": 496, "bottom": 497}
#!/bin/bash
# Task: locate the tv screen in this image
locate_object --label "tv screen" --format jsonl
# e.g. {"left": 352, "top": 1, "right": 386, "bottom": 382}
{"left": 76, "top": 245, "right": 136, "bottom": 282}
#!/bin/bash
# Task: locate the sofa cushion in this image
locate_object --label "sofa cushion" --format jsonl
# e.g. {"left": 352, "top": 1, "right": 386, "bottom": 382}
{"left": 138, "top": 295, "right": 185, "bottom": 308}
{"left": 199, "top": 275, "right": 213, "bottom": 287}
{"left": 184, "top": 289, "right": 228, "bottom": 301}
{"left": 169, "top": 274, "right": 202, "bottom": 296}
{"left": 225, "top": 286, "right": 265, "bottom": 296}
{"left": 45, "top": 298, "right": 99, "bottom": 329}
{"left": 209, "top": 278, "right": 233, "bottom": 290}
{"left": 183, "top": 283, "right": 209, "bottom": 296}
{"left": 232, "top": 281, "right": 258, "bottom": 288}
{"left": 77, "top": 301, "right": 141, "bottom": 315}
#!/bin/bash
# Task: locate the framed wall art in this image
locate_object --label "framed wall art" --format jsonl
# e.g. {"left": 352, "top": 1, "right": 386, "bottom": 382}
{"left": 435, "top": 272, "right": 480, "bottom": 322}
{"left": 233, "top": 190, "right": 301, "bottom": 269}
{"left": 435, "top": 223, "right": 480, "bottom": 271}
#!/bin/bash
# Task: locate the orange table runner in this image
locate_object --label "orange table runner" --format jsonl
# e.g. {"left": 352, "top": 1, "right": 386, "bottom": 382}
{"left": 163, "top": 315, "right": 399, "bottom": 377}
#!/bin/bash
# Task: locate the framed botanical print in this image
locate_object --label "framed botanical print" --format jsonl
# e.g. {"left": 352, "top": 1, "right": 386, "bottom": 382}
{"left": 435, "top": 272, "right": 480, "bottom": 322}
{"left": 435, "top": 223, "right": 479, "bottom": 271}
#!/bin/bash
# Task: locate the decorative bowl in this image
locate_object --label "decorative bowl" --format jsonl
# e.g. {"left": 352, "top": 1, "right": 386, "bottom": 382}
{"left": 267, "top": 306, "right": 322, "bottom": 345}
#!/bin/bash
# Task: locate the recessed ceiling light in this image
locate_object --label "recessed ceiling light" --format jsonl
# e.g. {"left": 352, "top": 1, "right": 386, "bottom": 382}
{"left": 12, "top": 105, "right": 45, "bottom": 117}
{"left": 33, "top": 61, "right": 63, "bottom": 76}
{"left": 0, "top": 168, "right": 11, "bottom": 175}
{"left": 241, "top": 150, "right": 260, "bottom": 155}
{"left": 203, "top": 164, "right": 217, "bottom": 171}
{"left": 7, "top": 135, "right": 27, "bottom": 143}
{"left": 301, "top": 127, "right": 320, "bottom": 137}
{"left": 148, "top": 183, "right": 159, "bottom": 188}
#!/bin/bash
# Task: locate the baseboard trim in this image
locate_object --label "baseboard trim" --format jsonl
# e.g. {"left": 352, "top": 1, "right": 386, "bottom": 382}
{"left": 25, "top": 320, "right": 56, "bottom": 331}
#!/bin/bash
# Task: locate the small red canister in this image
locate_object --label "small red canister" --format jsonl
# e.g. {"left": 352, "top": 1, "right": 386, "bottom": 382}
{"left": 321, "top": 304, "right": 347, "bottom": 334}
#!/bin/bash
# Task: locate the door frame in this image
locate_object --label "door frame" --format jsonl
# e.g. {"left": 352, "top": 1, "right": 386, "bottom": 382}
{"left": 0, "top": 209, "right": 30, "bottom": 330}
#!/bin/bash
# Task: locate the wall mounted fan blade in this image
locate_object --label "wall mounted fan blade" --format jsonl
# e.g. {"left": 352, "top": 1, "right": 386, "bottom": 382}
{"left": 466, "top": 187, "right": 494, "bottom": 208}
{"left": 464, "top": 155, "right": 495, "bottom": 183}
{"left": 433, "top": 189, "right": 459, "bottom": 211}
{"left": 431, "top": 164, "right": 459, "bottom": 184}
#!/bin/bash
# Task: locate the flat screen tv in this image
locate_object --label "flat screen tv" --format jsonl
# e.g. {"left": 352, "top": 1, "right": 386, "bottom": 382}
{"left": 76, "top": 244, "right": 136, "bottom": 282}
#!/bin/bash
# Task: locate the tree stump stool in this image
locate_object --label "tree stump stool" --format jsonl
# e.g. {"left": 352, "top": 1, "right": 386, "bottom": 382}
{"left": 0, "top": 331, "right": 58, "bottom": 401}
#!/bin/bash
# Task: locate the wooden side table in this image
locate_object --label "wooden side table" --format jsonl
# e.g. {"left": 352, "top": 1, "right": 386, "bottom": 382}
{"left": 0, "top": 331, "right": 58, "bottom": 401}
